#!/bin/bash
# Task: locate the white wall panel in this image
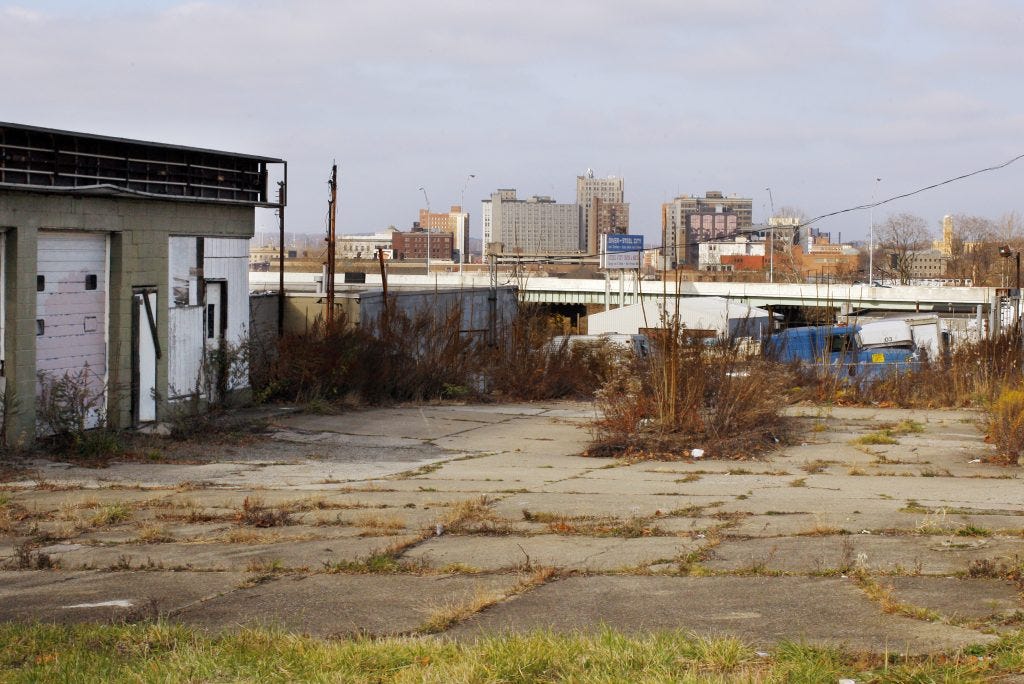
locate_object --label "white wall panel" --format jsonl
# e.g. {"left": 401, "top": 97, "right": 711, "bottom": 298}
{"left": 167, "top": 306, "right": 204, "bottom": 399}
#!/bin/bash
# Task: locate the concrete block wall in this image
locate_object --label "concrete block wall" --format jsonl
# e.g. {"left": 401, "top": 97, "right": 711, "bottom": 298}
{"left": 0, "top": 190, "right": 254, "bottom": 442}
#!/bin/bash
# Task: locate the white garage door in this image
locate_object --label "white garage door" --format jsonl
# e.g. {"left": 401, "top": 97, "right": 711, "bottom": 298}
{"left": 36, "top": 231, "right": 108, "bottom": 428}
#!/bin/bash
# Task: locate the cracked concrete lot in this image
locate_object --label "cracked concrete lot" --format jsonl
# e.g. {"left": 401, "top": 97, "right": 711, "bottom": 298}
{"left": 2, "top": 401, "right": 1023, "bottom": 654}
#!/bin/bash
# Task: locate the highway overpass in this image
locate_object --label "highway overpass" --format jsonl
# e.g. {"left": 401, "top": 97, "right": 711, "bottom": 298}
{"left": 251, "top": 271, "right": 999, "bottom": 315}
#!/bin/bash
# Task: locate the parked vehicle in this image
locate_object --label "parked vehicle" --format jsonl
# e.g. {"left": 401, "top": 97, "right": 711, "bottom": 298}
{"left": 764, "top": 324, "right": 919, "bottom": 381}
{"left": 855, "top": 314, "right": 948, "bottom": 362}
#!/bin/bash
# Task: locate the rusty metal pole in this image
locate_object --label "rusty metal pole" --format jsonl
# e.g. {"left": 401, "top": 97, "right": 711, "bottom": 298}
{"left": 276, "top": 180, "right": 286, "bottom": 337}
{"left": 488, "top": 253, "right": 497, "bottom": 346}
{"left": 377, "top": 247, "right": 389, "bottom": 316}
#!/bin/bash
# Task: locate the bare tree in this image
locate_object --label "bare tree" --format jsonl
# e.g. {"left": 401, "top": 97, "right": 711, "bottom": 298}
{"left": 877, "top": 213, "right": 932, "bottom": 285}
{"left": 767, "top": 206, "right": 807, "bottom": 281}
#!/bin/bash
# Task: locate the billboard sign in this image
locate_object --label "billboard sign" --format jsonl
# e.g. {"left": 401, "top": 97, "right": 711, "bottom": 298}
{"left": 601, "top": 234, "right": 644, "bottom": 270}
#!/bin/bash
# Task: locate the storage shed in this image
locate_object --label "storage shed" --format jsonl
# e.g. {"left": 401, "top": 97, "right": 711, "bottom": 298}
{"left": 586, "top": 297, "right": 776, "bottom": 339}
{"left": 0, "top": 122, "right": 284, "bottom": 442}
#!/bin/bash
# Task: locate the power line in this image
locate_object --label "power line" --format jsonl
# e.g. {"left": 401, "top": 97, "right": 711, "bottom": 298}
{"left": 801, "top": 151, "right": 1024, "bottom": 228}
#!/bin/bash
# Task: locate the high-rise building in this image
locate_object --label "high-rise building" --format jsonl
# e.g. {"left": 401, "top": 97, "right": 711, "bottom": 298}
{"left": 419, "top": 205, "right": 470, "bottom": 264}
{"left": 482, "top": 189, "right": 579, "bottom": 256}
{"left": 577, "top": 170, "right": 628, "bottom": 253}
{"left": 661, "top": 191, "right": 753, "bottom": 268}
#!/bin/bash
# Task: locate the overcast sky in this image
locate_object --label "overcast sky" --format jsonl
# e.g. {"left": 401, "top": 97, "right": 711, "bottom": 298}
{"left": 3, "top": 1, "right": 1023, "bottom": 247}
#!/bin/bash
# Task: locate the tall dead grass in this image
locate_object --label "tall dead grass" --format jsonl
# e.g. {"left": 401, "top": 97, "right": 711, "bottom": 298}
{"left": 251, "top": 302, "right": 614, "bottom": 406}
{"left": 859, "top": 330, "right": 1022, "bottom": 408}
{"left": 590, "top": 315, "right": 793, "bottom": 460}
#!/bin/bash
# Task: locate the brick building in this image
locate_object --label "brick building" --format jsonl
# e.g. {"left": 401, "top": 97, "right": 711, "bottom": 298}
{"left": 392, "top": 229, "right": 453, "bottom": 261}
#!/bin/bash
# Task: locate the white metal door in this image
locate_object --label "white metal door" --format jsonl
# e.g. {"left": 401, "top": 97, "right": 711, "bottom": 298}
{"left": 36, "top": 232, "right": 108, "bottom": 429}
{"left": 133, "top": 290, "right": 159, "bottom": 423}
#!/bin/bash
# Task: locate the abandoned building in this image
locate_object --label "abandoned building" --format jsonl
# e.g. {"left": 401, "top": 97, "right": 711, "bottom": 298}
{"left": 0, "top": 122, "right": 285, "bottom": 444}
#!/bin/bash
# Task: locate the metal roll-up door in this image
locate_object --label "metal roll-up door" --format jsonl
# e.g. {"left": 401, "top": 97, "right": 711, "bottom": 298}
{"left": 36, "top": 231, "right": 109, "bottom": 429}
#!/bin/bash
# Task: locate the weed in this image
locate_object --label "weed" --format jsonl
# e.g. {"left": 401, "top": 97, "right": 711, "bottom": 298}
{"left": 854, "top": 431, "right": 899, "bottom": 445}
{"left": 856, "top": 574, "right": 942, "bottom": 622}
{"left": 891, "top": 419, "right": 925, "bottom": 435}
{"left": 988, "top": 386, "right": 1024, "bottom": 464}
{"left": 134, "top": 524, "right": 173, "bottom": 543}
{"left": 352, "top": 513, "right": 406, "bottom": 536}
{"left": 35, "top": 367, "right": 121, "bottom": 459}
{"left": 916, "top": 508, "right": 951, "bottom": 535}
{"left": 789, "top": 478, "right": 807, "bottom": 487}
{"left": 920, "top": 468, "right": 952, "bottom": 477}
{"left": 442, "top": 496, "right": 510, "bottom": 535}
{"left": 419, "top": 567, "right": 556, "bottom": 634}
{"left": 966, "top": 557, "right": 1024, "bottom": 581}
{"left": 799, "top": 524, "right": 847, "bottom": 536}
{"left": 955, "top": 525, "right": 992, "bottom": 537}
{"left": 237, "top": 497, "right": 293, "bottom": 528}
{"left": 8, "top": 541, "right": 56, "bottom": 570}
{"left": 245, "top": 558, "right": 286, "bottom": 574}
{"left": 90, "top": 503, "right": 132, "bottom": 527}
{"left": 800, "top": 459, "right": 835, "bottom": 474}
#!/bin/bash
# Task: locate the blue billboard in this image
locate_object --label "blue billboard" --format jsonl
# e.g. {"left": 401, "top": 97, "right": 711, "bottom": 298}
{"left": 601, "top": 234, "right": 644, "bottom": 269}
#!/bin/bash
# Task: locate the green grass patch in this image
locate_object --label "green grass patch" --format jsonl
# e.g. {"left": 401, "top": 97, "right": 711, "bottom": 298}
{"left": 0, "top": 623, "right": 1022, "bottom": 682}
{"left": 854, "top": 431, "right": 899, "bottom": 445}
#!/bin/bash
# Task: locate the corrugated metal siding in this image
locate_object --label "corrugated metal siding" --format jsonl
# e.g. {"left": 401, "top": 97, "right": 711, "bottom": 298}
{"left": 167, "top": 306, "right": 204, "bottom": 398}
{"left": 36, "top": 231, "right": 108, "bottom": 427}
{"left": 204, "top": 237, "right": 249, "bottom": 259}
{"left": 203, "top": 237, "right": 250, "bottom": 389}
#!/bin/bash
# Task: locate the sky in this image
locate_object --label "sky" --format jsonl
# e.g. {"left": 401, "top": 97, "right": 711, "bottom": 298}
{"left": 3, "top": 0, "right": 1024, "bottom": 248}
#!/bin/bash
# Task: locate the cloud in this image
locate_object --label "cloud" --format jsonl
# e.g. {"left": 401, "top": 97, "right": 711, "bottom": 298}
{"left": 2, "top": 0, "right": 1023, "bottom": 239}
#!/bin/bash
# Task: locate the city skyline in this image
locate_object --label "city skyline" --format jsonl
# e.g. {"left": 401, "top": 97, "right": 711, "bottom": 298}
{"left": 3, "top": 1, "right": 1024, "bottom": 247}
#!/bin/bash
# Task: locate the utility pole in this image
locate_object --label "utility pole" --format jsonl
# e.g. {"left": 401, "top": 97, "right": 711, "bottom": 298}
{"left": 325, "top": 163, "right": 338, "bottom": 325}
{"left": 276, "top": 179, "right": 286, "bottom": 337}
{"left": 487, "top": 253, "right": 497, "bottom": 346}
{"left": 377, "top": 247, "right": 389, "bottom": 317}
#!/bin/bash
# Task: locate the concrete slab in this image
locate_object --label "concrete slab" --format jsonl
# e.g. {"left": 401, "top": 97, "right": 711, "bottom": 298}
{"left": 404, "top": 535, "right": 698, "bottom": 571}
{"left": 450, "top": 575, "right": 994, "bottom": 654}
{"left": 275, "top": 409, "right": 495, "bottom": 440}
{"left": 491, "top": 492, "right": 724, "bottom": 521}
{"left": 882, "top": 576, "right": 1022, "bottom": 620}
{"left": 173, "top": 573, "right": 522, "bottom": 637}
{"left": 706, "top": 535, "right": 1024, "bottom": 575}
{"left": 0, "top": 570, "right": 243, "bottom": 624}
{"left": 47, "top": 535, "right": 420, "bottom": 571}
{"left": 433, "top": 417, "right": 590, "bottom": 456}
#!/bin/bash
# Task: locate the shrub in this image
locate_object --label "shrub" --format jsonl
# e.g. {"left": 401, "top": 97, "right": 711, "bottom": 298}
{"left": 252, "top": 301, "right": 616, "bottom": 407}
{"left": 590, "top": 312, "right": 792, "bottom": 459}
{"left": 794, "top": 329, "right": 1024, "bottom": 409}
{"left": 988, "top": 386, "right": 1024, "bottom": 464}
{"left": 35, "top": 368, "right": 121, "bottom": 458}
